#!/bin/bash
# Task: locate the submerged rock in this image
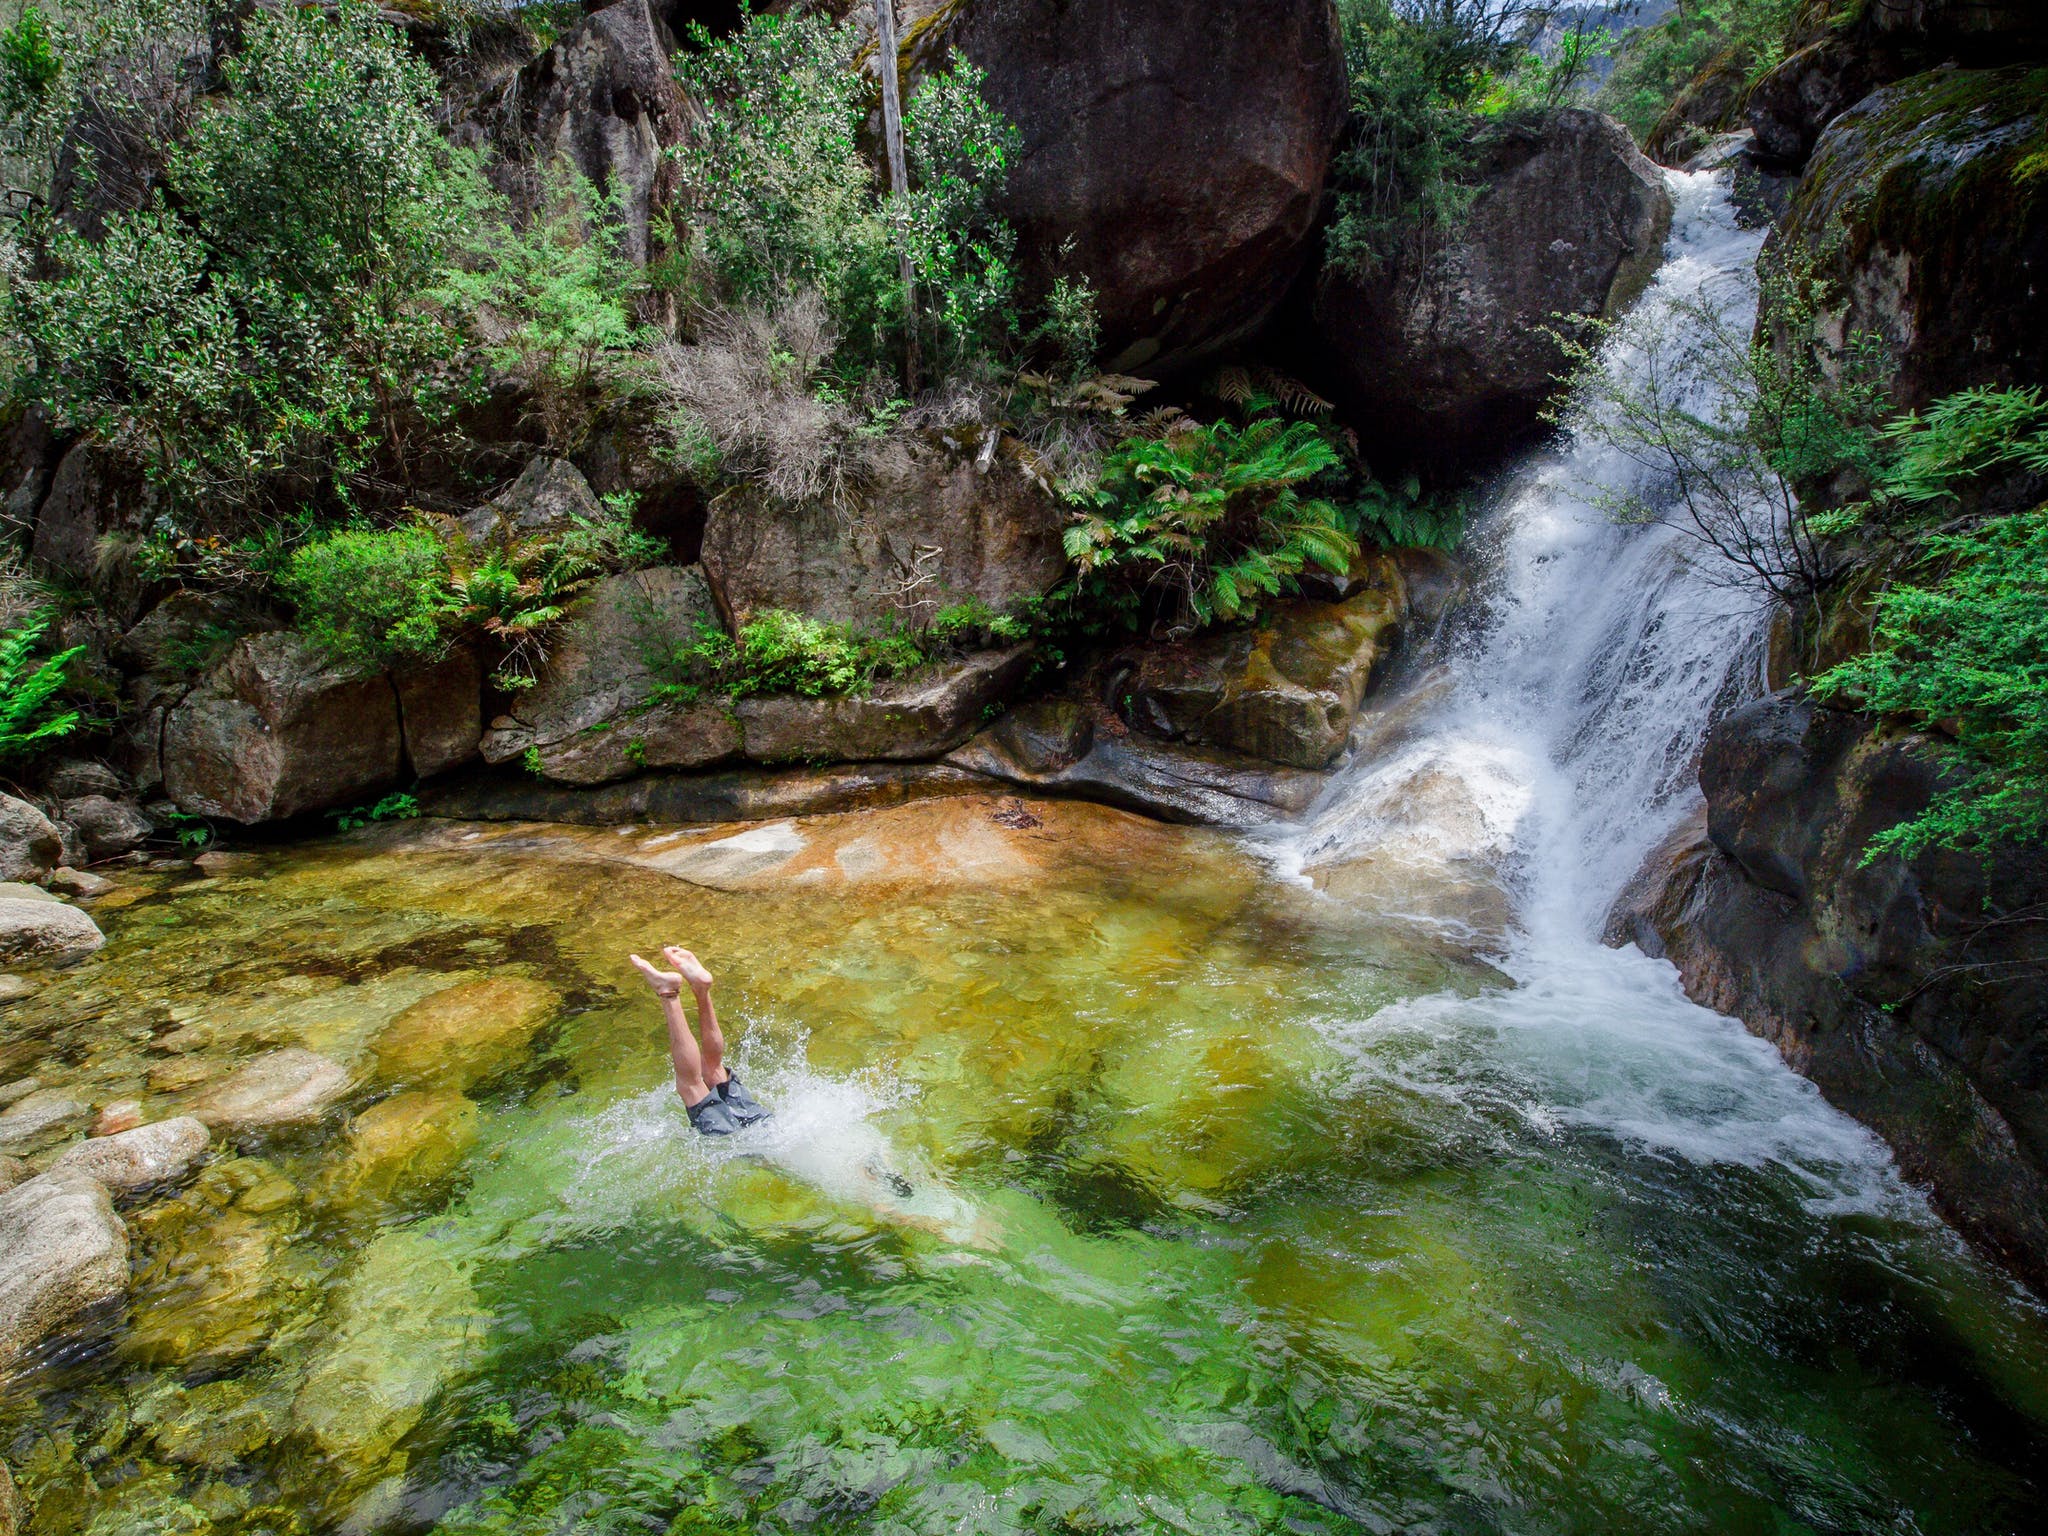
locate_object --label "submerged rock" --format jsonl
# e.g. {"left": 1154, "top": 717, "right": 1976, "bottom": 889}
{"left": 0, "top": 796, "right": 60, "bottom": 884}
{"left": 292, "top": 1227, "right": 487, "bottom": 1464}
{"left": 0, "top": 1087, "right": 91, "bottom": 1154}
{"left": 945, "top": 0, "right": 1347, "bottom": 372}
{"left": 370, "top": 976, "right": 560, "bottom": 1092}
{"left": 185, "top": 1048, "right": 353, "bottom": 1133}
{"left": 51, "top": 1117, "right": 211, "bottom": 1194}
{"left": 123, "top": 1205, "right": 289, "bottom": 1371}
{"left": 164, "top": 632, "right": 403, "bottom": 823}
{"left": 0, "top": 1172, "right": 128, "bottom": 1371}
{"left": 1315, "top": 109, "right": 1672, "bottom": 470}
{"left": 325, "top": 1089, "right": 480, "bottom": 1209}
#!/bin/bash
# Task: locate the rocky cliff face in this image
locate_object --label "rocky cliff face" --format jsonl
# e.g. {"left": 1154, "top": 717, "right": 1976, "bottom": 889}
{"left": 1313, "top": 110, "right": 1673, "bottom": 469}
{"left": 1768, "top": 64, "right": 2048, "bottom": 409}
{"left": 1611, "top": 693, "right": 2048, "bottom": 1295}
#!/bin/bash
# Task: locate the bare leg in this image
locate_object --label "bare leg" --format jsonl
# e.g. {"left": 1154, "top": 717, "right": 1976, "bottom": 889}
{"left": 664, "top": 947, "right": 725, "bottom": 1086}
{"left": 630, "top": 953, "right": 711, "bottom": 1107}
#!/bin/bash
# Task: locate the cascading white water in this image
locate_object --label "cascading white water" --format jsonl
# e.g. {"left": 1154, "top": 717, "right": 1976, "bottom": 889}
{"left": 1272, "top": 169, "right": 1917, "bottom": 1200}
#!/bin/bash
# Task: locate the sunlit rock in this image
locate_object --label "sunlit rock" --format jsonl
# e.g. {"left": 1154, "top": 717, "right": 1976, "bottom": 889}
{"left": 0, "top": 796, "right": 61, "bottom": 884}
{"left": 185, "top": 1048, "right": 353, "bottom": 1133}
{"left": 51, "top": 1117, "right": 211, "bottom": 1195}
{"left": 0, "top": 1087, "right": 91, "bottom": 1154}
{"left": 0, "top": 884, "right": 104, "bottom": 967}
{"left": 0, "top": 1172, "right": 128, "bottom": 1371}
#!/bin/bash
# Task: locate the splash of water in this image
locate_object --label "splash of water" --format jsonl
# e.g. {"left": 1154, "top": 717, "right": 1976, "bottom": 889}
{"left": 1276, "top": 170, "right": 1911, "bottom": 1206}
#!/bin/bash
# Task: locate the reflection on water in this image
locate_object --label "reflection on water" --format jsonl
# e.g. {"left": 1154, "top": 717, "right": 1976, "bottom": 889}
{"left": 1, "top": 799, "right": 2045, "bottom": 1535}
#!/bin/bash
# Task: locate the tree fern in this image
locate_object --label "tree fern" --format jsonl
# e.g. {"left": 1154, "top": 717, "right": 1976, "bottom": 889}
{"left": 1065, "top": 414, "right": 1356, "bottom": 635}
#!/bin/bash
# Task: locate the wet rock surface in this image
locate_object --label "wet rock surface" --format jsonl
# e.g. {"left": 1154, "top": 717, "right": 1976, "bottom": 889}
{"left": 184, "top": 1048, "right": 354, "bottom": 1134}
{"left": 1113, "top": 578, "right": 1406, "bottom": 770}
{"left": 50, "top": 1116, "right": 212, "bottom": 1194}
{"left": 1618, "top": 691, "right": 2048, "bottom": 1297}
{"left": 1315, "top": 109, "right": 1672, "bottom": 469}
{"left": 0, "top": 1172, "right": 128, "bottom": 1370}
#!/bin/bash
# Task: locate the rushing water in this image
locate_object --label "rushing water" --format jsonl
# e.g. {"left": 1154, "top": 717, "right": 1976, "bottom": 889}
{"left": 5, "top": 170, "right": 2048, "bottom": 1536}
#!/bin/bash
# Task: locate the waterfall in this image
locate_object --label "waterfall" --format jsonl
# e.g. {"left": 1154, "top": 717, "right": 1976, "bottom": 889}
{"left": 1276, "top": 168, "right": 1771, "bottom": 942}
{"left": 1271, "top": 170, "right": 1913, "bottom": 1197}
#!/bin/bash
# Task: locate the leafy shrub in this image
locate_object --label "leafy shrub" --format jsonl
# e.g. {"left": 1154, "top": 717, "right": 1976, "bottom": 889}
{"left": 0, "top": 608, "right": 83, "bottom": 762}
{"left": 11, "top": 1, "right": 485, "bottom": 515}
{"left": 1327, "top": 0, "right": 1533, "bottom": 278}
{"left": 436, "top": 167, "right": 654, "bottom": 453}
{"left": 1064, "top": 416, "right": 1358, "bottom": 634}
{"left": 1596, "top": 0, "right": 1805, "bottom": 146}
{"left": 928, "top": 598, "right": 1028, "bottom": 650}
{"left": 281, "top": 525, "right": 452, "bottom": 672}
{"left": 1812, "top": 510, "right": 2048, "bottom": 860}
{"left": 672, "top": 5, "right": 1019, "bottom": 380}
{"left": 655, "top": 609, "right": 927, "bottom": 702}
{"left": 674, "top": 6, "right": 896, "bottom": 362}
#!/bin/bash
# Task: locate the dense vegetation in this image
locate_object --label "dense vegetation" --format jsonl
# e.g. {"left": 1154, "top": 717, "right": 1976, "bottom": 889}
{"left": 1595, "top": 0, "right": 1806, "bottom": 149}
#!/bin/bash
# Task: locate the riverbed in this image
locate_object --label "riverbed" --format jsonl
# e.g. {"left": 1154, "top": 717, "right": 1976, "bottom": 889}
{"left": 2, "top": 797, "right": 2045, "bottom": 1534}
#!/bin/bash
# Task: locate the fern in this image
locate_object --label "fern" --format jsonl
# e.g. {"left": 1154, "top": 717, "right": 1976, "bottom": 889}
{"left": 1065, "top": 415, "right": 1357, "bottom": 635}
{"left": 0, "top": 609, "right": 84, "bottom": 762}
{"left": 1207, "top": 364, "right": 1331, "bottom": 419}
{"left": 1345, "top": 474, "right": 1468, "bottom": 551}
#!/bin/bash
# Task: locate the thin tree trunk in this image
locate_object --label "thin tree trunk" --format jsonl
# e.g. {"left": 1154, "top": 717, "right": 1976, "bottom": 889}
{"left": 873, "top": 0, "right": 920, "bottom": 393}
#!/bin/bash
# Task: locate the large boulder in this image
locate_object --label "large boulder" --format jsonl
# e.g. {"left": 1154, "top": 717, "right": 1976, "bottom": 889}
{"left": 394, "top": 648, "right": 484, "bottom": 779}
{"left": 0, "top": 884, "right": 103, "bottom": 967}
{"left": 1740, "top": 0, "right": 2048, "bottom": 171}
{"left": 701, "top": 442, "right": 1067, "bottom": 631}
{"left": 1645, "top": 46, "right": 1748, "bottom": 165}
{"left": 1768, "top": 65, "right": 2048, "bottom": 410}
{"left": 1618, "top": 691, "right": 2048, "bottom": 1297}
{"left": 57, "top": 795, "right": 153, "bottom": 861}
{"left": 163, "top": 632, "right": 404, "bottom": 823}
{"left": 477, "top": 0, "right": 687, "bottom": 266}
{"left": 1315, "top": 109, "right": 1673, "bottom": 470}
{"left": 940, "top": 0, "right": 1347, "bottom": 373}
{"left": 1112, "top": 573, "right": 1406, "bottom": 770}
{"left": 735, "top": 647, "right": 1035, "bottom": 764}
{"left": 0, "top": 1172, "right": 128, "bottom": 1371}
{"left": 480, "top": 566, "right": 738, "bottom": 783}
{"left": 0, "top": 797, "right": 60, "bottom": 884}
{"left": 27, "top": 441, "right": 155, "bottom": 604}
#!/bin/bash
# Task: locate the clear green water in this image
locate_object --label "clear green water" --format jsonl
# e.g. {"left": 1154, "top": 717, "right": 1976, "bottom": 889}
{"left": 3, "top": 802, "right": 2046, "bottom": 1536}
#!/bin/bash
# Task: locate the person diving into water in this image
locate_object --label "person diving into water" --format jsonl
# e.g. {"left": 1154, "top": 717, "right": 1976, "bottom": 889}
{"left": 629, "top": 946, "right": 771, "bottom": 1135}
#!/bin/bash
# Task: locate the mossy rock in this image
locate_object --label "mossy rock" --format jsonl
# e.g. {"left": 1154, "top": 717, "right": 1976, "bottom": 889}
{"left": 1774, "top": 64, "right": 2048, "bottom": 405}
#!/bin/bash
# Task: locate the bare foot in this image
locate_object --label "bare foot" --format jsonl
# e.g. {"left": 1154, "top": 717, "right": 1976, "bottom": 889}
{"left": 629, "top": 952, "right": 682, "bottom": 997}
{"left": 662, "top": 946, "right": 714, "bottom": 992}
